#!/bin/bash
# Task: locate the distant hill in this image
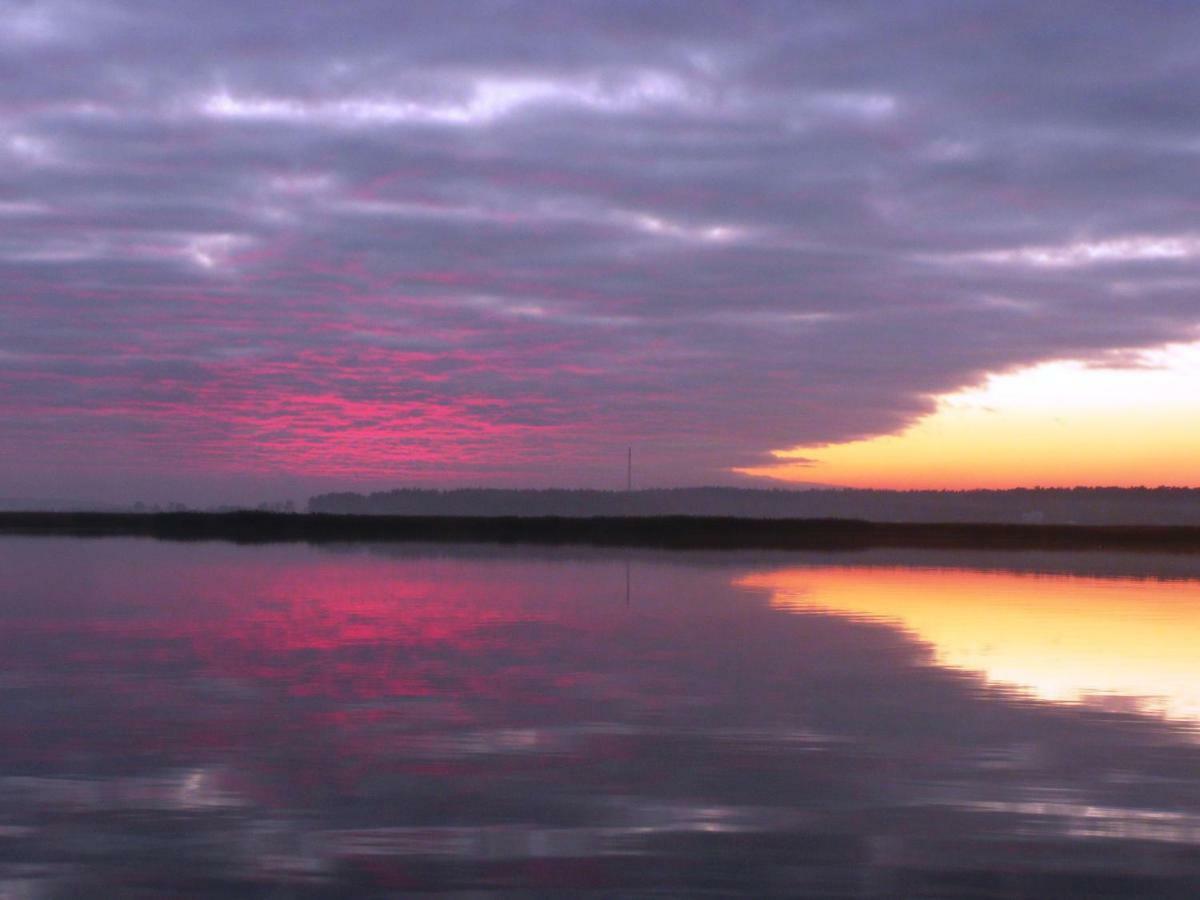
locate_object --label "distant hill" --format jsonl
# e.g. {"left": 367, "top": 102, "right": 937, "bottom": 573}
{"left": 308, "top": 486, "right": 1200, "bottom": 525}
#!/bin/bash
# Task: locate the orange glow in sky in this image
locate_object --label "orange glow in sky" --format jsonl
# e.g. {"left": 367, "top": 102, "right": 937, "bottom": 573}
{"left": 738, "top": 565, "right": 1200, "bottom": 723}
{"left": 740, "top": 342, "right": 1200, "bottom": 489}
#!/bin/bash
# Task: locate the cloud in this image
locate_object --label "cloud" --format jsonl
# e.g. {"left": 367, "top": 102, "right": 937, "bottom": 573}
{"left": 4, "top": 0, "right": 1200, "bottom": 501}
{"left": 953, "top": 234, "right": 1200, "bottom": 268}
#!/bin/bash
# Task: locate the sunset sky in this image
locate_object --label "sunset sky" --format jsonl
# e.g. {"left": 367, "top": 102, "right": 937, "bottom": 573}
{"left": 5, "top": 1, "right": 1200, "bottom": 503}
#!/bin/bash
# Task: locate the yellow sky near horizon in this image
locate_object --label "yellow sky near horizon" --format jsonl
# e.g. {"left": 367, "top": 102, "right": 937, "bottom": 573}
{"left": 740, "top": 342, "right": 1200, "bottom": 489}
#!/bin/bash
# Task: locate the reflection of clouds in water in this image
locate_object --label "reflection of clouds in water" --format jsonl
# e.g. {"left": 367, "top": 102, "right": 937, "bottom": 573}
{"left": 961, "top": 798, "right": 1200, "bottom": 845}
{"left": 739, "top": 566, "right": 1200, "bottom": 724}
{"left": 2, "top": 538, "right": 1200, "bottom": 894}
{"left": 0, "top": 767, "right": 245, "bottom": 812}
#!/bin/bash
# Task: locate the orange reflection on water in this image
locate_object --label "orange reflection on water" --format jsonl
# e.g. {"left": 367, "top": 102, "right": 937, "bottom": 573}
{"left": 737, "top": 566, "right": 1200, "bottom": 722}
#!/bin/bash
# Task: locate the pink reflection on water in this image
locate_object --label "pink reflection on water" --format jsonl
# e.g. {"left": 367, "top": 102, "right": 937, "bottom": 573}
{"left": 0, "top": 544, "right": 731, "bottom": 802}
{"left": 5, "top": 540, "right": 1200, "bottom": 895}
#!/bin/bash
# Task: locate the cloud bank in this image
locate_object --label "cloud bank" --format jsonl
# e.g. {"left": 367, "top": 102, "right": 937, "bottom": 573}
{"left": 4, "top": 0, "right": 1200, "bottom": 500}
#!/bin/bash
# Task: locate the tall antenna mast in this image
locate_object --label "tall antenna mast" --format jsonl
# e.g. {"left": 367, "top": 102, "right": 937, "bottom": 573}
{"left": 627, "top": 446, "right": 632, "bottom": 492}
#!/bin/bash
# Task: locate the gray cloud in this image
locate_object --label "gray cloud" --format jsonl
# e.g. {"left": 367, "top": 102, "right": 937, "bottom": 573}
{"left": 4, "top": 0, "right": 1200, "bottom": 501}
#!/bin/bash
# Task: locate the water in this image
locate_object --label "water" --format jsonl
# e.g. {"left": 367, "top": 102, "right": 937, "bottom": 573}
{"left": 1, "top": 537, "right": 1199, "bottom": 897}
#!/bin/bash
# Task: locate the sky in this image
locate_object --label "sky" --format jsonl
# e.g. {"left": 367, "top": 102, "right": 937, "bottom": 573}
{"left": 5, "top": 1, "right": 1200, "bottom": 504}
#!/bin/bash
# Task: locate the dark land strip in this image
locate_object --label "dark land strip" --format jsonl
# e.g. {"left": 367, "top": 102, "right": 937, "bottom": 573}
{"left": 5, "top": 511, "right": 1200, "bottom": 553}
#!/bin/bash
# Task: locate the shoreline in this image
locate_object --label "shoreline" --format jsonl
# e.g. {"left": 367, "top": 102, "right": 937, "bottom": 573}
{"left": 4, "top": 511, "right": 1200, "bottom": 553}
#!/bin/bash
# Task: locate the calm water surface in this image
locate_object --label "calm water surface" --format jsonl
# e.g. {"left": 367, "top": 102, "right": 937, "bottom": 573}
{"left": 2, "top": 537, "right": 1199, "bottom": 897}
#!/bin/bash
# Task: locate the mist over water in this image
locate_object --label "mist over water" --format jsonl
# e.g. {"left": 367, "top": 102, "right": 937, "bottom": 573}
{"left": 1, "top": 537, "right": 1199, "bottom": 896}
